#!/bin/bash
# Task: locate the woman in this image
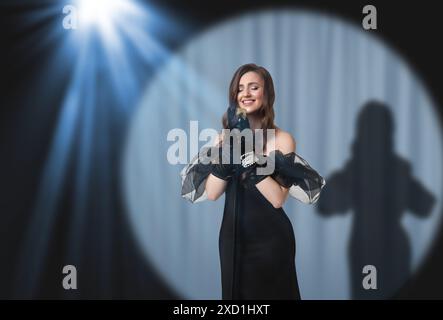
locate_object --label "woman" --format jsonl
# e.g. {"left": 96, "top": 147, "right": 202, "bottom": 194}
{"left": 181, "top": 63, "right": 326, "bottom": 299}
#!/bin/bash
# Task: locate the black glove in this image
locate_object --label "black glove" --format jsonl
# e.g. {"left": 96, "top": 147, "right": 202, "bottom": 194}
{"left": 208, "top": 139, "right": 236, "bottom": 181}
{"left": 239, "top": 154, "right": 270, "bottom": 189}
{"left": 227, "top": 101, "right": 250, "bottom": 132}
{"left": 240, "top": 150, "right": 318, "bottom": 189}
{"left": 269, "top": 150, "right": 322, "bottom": 188}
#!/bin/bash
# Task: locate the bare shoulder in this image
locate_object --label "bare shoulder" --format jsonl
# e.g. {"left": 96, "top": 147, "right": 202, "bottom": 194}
{"left": 275, "top": 128, "right": 296, "bottom": 154}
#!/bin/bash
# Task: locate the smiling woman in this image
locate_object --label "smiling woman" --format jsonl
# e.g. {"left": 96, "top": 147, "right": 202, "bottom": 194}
{"left": 181, "top": 63, "right": 326, "bottom": 299}
{"left": 238, "top": 73, "right": 264, "bottom": 113}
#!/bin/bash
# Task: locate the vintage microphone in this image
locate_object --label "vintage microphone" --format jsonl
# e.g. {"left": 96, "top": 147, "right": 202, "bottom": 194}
{"left": 227, "top": 104, "right": 251, "bottom": 299}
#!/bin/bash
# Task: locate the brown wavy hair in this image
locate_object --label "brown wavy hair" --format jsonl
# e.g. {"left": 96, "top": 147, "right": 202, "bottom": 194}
{"left": 222, "top": 63, "right": 277, "bottom": 131}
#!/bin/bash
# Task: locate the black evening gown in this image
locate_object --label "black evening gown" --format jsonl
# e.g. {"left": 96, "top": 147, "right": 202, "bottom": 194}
{"left": 181, "top": 148, "right": 326, "bottom": 300}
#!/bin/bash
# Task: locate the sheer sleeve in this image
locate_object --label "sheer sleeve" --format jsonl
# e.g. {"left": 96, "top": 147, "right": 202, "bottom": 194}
{"left": 180, "top": 146, "right": 213, "bottom": 203}
{"left": 269, "top": 150, "right": 326, "bottom": 204}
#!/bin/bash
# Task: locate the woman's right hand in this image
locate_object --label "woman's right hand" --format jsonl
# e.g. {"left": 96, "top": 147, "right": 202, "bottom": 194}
{"left": 209, "top": 134, "right": 236, "bottom": 181}
{"left": 227, "top": 102, "right": 250, "bottom": 132}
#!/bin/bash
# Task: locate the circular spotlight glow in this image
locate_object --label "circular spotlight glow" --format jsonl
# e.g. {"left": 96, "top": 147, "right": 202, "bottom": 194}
{"left": 123, "top": 9, "right": 442, "bottom": 299}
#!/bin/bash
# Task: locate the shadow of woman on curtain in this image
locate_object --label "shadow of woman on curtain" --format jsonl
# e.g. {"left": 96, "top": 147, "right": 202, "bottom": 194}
{"left": 316, "top": 100, "right": 436, "bottom": 299}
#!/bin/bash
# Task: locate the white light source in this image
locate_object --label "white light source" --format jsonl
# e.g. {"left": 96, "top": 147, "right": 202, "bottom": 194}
{"left": 78, "top": 0, "right": 124, "bottom": 28}
{"left": 75, "top": 0, "right": 146, "bottom": 47}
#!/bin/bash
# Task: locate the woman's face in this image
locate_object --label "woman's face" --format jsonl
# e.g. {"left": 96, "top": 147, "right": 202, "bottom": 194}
{"left": 237, "top": 71, "right": 264, "bottom": 114}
